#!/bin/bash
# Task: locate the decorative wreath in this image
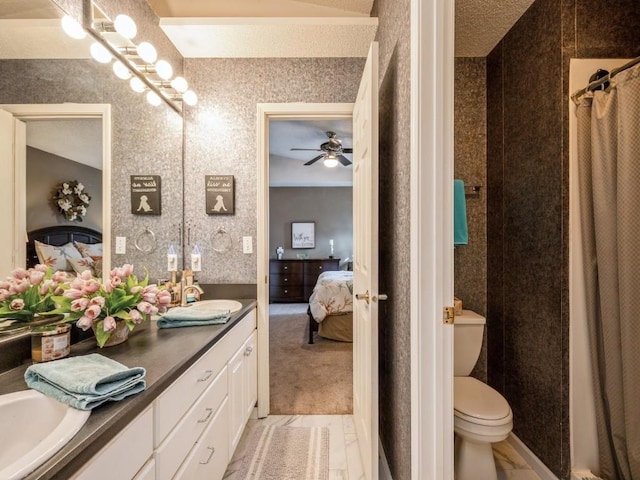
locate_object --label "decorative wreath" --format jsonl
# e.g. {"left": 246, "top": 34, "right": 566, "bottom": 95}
{"left": 51, "top": 180, "right": 91, "bottom": 222}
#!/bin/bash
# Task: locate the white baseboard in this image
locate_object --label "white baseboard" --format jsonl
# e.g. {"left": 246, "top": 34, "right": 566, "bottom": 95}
{"left": 507, "top": 433, "right": 559, "bottom": 480}
{"left": 379, "top": 438, "right": 393, "bottom": 480}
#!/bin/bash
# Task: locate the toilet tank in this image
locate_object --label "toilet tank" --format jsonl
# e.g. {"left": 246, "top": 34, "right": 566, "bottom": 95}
{"left": 454, "top": 310, "right": 486, "bottom": 376}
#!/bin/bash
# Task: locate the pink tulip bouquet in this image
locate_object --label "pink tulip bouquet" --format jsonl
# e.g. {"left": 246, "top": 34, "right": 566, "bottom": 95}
{"left": 51, "top": 264, "right": 171, "bottom": 347}
{"left": 0, "top": 265, "right": 65, "bottom": 320}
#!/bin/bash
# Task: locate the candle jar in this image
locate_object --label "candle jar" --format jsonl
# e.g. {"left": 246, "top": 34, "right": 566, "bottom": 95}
{"left": 31, "top": 323, "right": 71, "bottom": 363}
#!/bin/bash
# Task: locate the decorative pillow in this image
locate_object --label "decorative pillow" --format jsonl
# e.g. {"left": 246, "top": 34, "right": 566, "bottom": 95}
{"left": 69, "top": 257, "right": 95, "bottom": 276}
{"left": 34, "top": 241, "right": 82, "bottom": 271}
{"left": 74, "top": 241, "right": 103, "bottom": 261}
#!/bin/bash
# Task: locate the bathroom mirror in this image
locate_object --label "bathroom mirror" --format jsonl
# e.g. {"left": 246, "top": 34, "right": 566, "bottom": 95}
{"left": 0, "top": 0, "right": 185, "bottom": 338}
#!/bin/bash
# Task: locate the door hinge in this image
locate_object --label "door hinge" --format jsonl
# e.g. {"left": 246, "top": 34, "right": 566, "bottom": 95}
{"left": 443, "top": 306, "right": 455, "bottom": 324}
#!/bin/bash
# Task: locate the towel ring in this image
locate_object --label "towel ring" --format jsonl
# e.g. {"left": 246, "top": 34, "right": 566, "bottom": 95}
{"left": 134, "top": 227, "right": 157, "bottom": 253}
{"left": 211, "top": 226, "right": 232, "bottom": 253}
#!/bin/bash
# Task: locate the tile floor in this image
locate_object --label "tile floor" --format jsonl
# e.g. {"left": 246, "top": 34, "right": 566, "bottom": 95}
{"left": 224, "top": 414, "right": 542, "bottom": 479}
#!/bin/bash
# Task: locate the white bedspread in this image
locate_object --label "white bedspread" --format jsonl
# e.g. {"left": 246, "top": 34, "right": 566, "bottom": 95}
{"left": 309, "top": 271, "right": 353, "bottom": 322}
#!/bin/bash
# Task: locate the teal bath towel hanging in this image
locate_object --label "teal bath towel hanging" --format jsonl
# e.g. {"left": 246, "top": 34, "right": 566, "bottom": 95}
{"left": 454, "top": 179, "right": 469, "bottom": 246}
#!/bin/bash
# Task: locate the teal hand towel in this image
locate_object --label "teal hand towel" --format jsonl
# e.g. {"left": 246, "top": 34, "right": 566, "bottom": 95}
{"left": 24, "top": 354, "right": 146, "bottom": 411}
{"left": 453, "top": 179, "right": 469, "bottom": 246}
{"left": 156, "top": 307, "right": 231, "bottom": 329}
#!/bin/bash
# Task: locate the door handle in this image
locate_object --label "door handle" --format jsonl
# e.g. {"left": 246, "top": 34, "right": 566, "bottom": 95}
{"left": 355, "top": 291, "right": 370, "bottom": 304}
{"left": 373, "top": 294, "right": 388, "bottom": 302}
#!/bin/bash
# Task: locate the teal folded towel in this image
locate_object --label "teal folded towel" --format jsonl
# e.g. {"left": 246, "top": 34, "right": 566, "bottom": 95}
{"left": 156, "top": 307, "right": 231, "bottom": 329}
{"left": 453, "top": 179, "right": 469, "bottom": 246}
{"left": 24, "top": 353, "right": 146, "bottom": 411}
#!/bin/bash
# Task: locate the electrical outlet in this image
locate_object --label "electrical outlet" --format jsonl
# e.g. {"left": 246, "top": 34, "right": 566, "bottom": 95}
{"left": 115, "top": 236, "right": 126, "bottom": 254}
{"left": 242, "top": 236, "right": 253, "bottom": 254}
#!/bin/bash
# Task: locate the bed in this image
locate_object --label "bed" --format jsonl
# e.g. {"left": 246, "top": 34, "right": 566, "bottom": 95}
{"left": 307, "top": 270, "right": 353, "bottom": 344}
{"left": 26, "top": 225, "right": 103, "bottom": 273}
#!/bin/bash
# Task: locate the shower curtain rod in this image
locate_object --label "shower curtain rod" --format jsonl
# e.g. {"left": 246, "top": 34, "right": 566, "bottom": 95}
{"left": 571, "top": 55, "right": 640, "bottom": 102}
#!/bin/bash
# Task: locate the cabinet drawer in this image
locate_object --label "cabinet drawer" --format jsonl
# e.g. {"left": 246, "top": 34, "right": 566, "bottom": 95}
{"left": 269, "top": 285, "right": 303, "bottom": 300}
{"left": 270, "top": 273, "right": 302, "bottom": 287}
{"left": 269, "top": 261, "right": 302, "bottom": 274}
{"left": 73, "top": 406, "right": 153, "bottom": 480}
{"left": 304, "top": 260, "right": 338, "bottom": 275}
{"left": 156, "top": 366, "right": 228, "bottom": 480}
{"left": 155, "top": 338, "right": 228, "bottom": 446}
{"left": 134, "top": 459, "right": 155, "bottom": 480}
{"left": 174, "top": 398, "right": 229, "bottom": 480}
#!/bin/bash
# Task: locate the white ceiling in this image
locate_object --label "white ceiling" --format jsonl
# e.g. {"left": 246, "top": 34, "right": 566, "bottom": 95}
{"left": 269, "top": 119, "right": 353, "bottom": 187}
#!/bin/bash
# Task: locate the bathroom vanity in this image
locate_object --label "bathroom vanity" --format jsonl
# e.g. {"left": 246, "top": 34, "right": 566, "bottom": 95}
{"left": 0, "top": 299, "right": 257, "bottom": 480}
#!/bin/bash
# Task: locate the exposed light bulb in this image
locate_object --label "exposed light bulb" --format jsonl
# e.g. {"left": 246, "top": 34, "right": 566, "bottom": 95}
{"left": 182, "top": 90, "right": 198, "bottom": 106}
{"left": 323, "top": 155, "right": 339, "bottom": 168}
{"left": 171, "top": 76, "right": 188, "bottom": 93}
{"left": 113, "top": 61, "right": 132, "bottom": 80}
{"left": 90, "top": 42, "right": 112, "bottom": 63}
{"left": 114, "top": 14, "right": 137, "bottom": 39}
{"left": 137, "top": 42, "right": 157, "bottom": 63}
{"left": 130, "top": 76, "right": 145, "bottom": 93}
{"left": 155, "top": 60, "right": 173, "bottom": 80}
{"left": 146, "top": 90, "right": 161, "bottom": 106}
{"left": 61, "top": 15, "right": 86, "bottom": 40}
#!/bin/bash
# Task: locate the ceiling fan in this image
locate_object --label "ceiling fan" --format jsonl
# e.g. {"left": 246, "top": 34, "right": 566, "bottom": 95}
{"left": 290, "top": 131, "right": 353, "bottom": 167}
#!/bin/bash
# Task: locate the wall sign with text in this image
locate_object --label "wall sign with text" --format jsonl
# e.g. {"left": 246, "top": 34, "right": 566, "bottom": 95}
{"left": 131, "top": 175, "right": 161, "bottom": 215}
{"left": 206, "top": 175, "right": 235, "bottom": 215}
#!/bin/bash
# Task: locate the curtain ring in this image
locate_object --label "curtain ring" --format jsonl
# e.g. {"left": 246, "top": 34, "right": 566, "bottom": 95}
{"left": 135, "top": 227, "right": 157, "bottom": 253}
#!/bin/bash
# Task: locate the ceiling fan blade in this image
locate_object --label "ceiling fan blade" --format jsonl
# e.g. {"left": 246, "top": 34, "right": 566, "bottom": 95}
{"left": 342, "top": 148, "right": 353, "bottom": 153}
{"left": 304, "top": 154, "right": 325, "bottom": 166}
{"left": 337, "top": 154, "right": 352, "bottom": 166}
{"left": 291, "top": 148, "right": 322, "bottom": 151}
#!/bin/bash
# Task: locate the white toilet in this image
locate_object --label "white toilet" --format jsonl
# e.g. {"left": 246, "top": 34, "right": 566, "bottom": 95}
{"left": 454, "top": 310, "right": 513, "bottom": 480}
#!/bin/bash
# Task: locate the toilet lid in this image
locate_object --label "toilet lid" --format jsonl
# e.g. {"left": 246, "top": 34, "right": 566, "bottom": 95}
{"left": 454, "top": 377, "right": 512, "bottom": 423}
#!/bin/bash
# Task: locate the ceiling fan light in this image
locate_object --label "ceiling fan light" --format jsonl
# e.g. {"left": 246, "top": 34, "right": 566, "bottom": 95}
{"left": 323, "top": 156, "right": 339, "bottom": 168}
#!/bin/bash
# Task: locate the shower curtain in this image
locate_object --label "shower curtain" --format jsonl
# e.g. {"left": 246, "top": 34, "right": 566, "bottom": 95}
{"left": 575, "top": 64, "right": 640, "bottom": 480}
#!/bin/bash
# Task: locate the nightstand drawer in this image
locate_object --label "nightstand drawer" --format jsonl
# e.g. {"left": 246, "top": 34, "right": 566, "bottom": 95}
{"left": 270, "top": 273, "right": 302, "bottom": 287}
{"left": 269, "top": 285, "right": 303, "bottom": 300}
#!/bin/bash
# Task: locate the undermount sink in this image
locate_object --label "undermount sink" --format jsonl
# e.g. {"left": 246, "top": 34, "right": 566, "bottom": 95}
{"left": 0, "top": 389, "right": 90, "bottom": 480}
{"left": 189, "top": 299, "right": 243, "bottom": 314}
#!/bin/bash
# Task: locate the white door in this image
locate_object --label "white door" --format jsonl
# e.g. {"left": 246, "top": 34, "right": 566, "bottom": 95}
{"left": 0, "top": 109, "right": 26, "bottom": 274}
{"left": 352, "top": 42, "right": 379, "bottom": 480}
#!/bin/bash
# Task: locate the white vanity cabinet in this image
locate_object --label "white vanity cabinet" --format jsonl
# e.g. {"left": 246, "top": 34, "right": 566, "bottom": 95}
{"left": 228, "top": 329, "right": 258, "bottom": 454}
{"left": 72, "top": 406, "right": 154, "bottom": 480}
{"left": 155, "top": 308, "right": 257, "bottom": 480}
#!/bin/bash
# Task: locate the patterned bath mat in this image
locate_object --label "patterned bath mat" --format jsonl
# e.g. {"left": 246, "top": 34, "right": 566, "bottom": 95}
{"left": 237, "top": 425, "right": 329, "bottom": 479}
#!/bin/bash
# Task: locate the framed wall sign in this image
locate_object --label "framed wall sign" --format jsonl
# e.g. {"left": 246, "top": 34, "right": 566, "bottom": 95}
{"left": 292, "top": 222, "right": 315, "bottom": 248}
{"left": 206, "top": 175, "right": 235, "bottom": 215}
{"left": 130, "top": 175, "right": 161, "bottom": 215}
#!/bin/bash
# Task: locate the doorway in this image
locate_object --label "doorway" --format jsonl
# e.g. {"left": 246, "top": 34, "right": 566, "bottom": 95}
{"left": 256, "top": 102, "right": 356, "bottom": 419}
{"left": 267, "top": 117, "right": 354, "bottom": 415}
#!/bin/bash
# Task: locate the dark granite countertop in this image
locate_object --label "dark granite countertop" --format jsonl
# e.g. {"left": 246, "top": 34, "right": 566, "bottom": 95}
{"left": 0, "top": 299, "right": 257, "bottom": 480}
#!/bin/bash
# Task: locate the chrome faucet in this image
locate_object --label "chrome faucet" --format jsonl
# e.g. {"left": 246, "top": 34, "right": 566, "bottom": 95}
{"left": 181, "top": 284, "right": 204, "bottom": 307}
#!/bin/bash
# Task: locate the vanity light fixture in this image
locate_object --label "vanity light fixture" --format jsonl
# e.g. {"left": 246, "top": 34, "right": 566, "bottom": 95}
{"left": 60, "top": 0, "right": 197, "bottom": 114}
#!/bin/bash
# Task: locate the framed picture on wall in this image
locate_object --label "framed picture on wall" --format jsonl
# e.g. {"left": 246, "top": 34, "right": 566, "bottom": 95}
{"left": 291, "top": 222, "right": 315, "bottom": 249}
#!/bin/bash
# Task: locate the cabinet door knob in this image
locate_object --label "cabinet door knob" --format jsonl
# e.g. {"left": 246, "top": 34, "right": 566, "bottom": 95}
{"left": 284, "top": 289, "right": 288, "bottom": 293}
{"left": 284, "top": 278, "right": 288, "bottom": 282}
{"left": 199, "top": 446, "right": 215, "bottom": 465}
{"left": 244, "top": 346, "right": 253, "bottom": 356}
{"left": 319, "top": 266, "right": 323, "bottom": 270}
{"left": 284, "top": 266, "right": 288, "bottom": 270}
{"left": 197, "top": 370, "right": 213, "bottom": 382}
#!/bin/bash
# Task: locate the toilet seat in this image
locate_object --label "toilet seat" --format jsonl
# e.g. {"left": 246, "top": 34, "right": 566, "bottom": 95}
{"left": 454, "top": 377, "right": 512, "bottom": 427}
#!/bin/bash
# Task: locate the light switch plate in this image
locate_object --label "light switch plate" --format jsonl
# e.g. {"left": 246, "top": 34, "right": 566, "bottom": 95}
{"left": 115, "top": 236, "right": 126, "bottom": 254}
{"left": 242, "top": 236, "right": 253, "bottom": 254}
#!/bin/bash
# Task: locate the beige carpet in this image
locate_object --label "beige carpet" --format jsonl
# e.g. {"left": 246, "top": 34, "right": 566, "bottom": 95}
{"left": 236, "top": 425, "right": 329, "bottom": 480}
{"left": 269, "top": 303, "right": 353, "bottom": 414}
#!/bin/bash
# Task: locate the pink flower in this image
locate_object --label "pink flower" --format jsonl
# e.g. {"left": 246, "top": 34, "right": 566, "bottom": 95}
{"left": 78, "top": 270, "right": 93, "bottom": 281}
{"left": 34, "top": 264, "right": 48, "bottom": 273}
{"left": 110, "top": 277, "right": 122, "bottom": 289}
{"left": 122, "top": 264, "right": 134, "bottom": 277}
{"left": 39, "top": 279, "right": 54, "bottom": 296}
{"left": 102, "top": 316, "right": 116, "bottom": 332}
{"left": 29, "top": 270, "right": 45, "bottom": 286}
{"left": 130, "top": 309, "right": 143, "bottom": 324}
{"left": 84, "top": 304, "right": 102, "bottom": 320}
{"left": 10, "top": 299, "right": 25, "bottom": 311}
{"left": 89, "top": 296, "right": 105, "bottom": 308}
{"left": 137, "top": 301, "right": 154, "bottom": 315}
{"left": 130, "top": 286, "right": 142, "bottom": 294}
{"left": 142, "top": 285, "right": 158, "bottom": 303}
{"left": 63, "top": 288, "right": 84, "bottom": 300}
{"left": 84, "top": 279, "right": 101, "bottom": 294}
{"left": 71, "top": 298, "right": 90, "bottom": 312}
{"left": 77, "top": 316, "right": 93, "bottom": 330}
{"left": 14, "top": 279, "right": 30, "bottom": 294}
{"left": 157, "top": 289, "right": 171, "bottom": 306}
{"left": 10, "top": 268, "right": 28, "bottom": 280}
{"left": 52, "top": 271, "right": 68, "bottom": 283}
